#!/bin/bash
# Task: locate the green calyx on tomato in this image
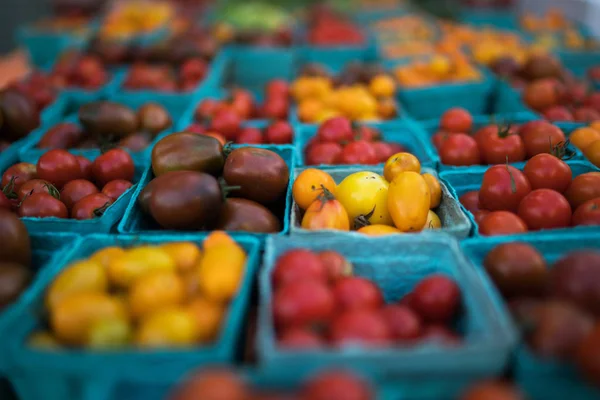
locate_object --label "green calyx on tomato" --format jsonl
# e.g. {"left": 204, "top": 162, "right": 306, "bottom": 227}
{"left": 550, "top": 138, "right": 575, "bottom": 160}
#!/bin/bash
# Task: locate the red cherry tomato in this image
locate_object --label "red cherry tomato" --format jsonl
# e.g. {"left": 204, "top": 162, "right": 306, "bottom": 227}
{"left": 76, "top": 156, "right": 93, "bottom": 181}
{"left": 1, "top": 162, "right": 37, "bottom": 192}
{"left": 354, "top": 126, "right": 381, "bottom": 142}
{"left": 235, "top": 127, "right": 263, "bottom": 144}
{"left": 70, "top": 193, "right": 113, "bottom": 220}
{"left": 473, "top": 210, "right": 491, "bottom": 225}
{"left": 411, "top": 275, "right": 461, "bottom": 323}
{"left": 431, "top": 131, "right": 450, "bottom": 150}
{"left": 479, "top": 165, "right": 532, "bottom": 212}
{"left": 261, "top": 96, "right": 289, "bottom": 120}
{"left": 101, "top": 180, "right": 133, "bottom": 202}
{"left": 459, "top": 190, "right": 484, "bottom": 214}
{"left": 478, "top": 125, "right": 526, "bottom": 164}
{"left": 92, "top": 149, "right": 135, "bottom": 187}
{"left": 266, "top": 79, "right": 289, "bottom": 98}
{"left": 209, "top": 108, "right": 241, "bottom": 141}
{"left": 479, "top": 211, "right": 528, "bottom": 236}
{"left": 36, "top": 150, "right": 83, "bottom": 189}
{"left": 316, "top": 117, "right": 353, "bottom": 143}
{"left": 305, "top": 142, "right": 343, "bottom": 165}
{"left": 381, "top": 304, "right": 423, "bottom": 340}
{"left": 333, "top": 277, "right": 384, "bottom": 311}
{"left": 16, "top": 179, "right": 54, "bottom": 201}
{"left": 273, "top": 280, "right": 335, "bottom": 328}
{"left": 439, "top": 134, "right": 480, "bottom": 166}
{"left": 60, "top": 179, "right": 99, "bottom": 210}
{"left": 329, "top": 309, "right": 392, "bottom": 347}
{"left": 194, "top": 98, "right": 221, "bottom": 122}
{"left": 265, "top": 121, "right": 293, "bottom": 144}
{"left": 302, "top": 371, "right": 374, "bottom": 400}
{"left": 519, "top": 120, "right": 566, "bottom": 158}
{"left": 338, "top": 140, "right": 378, "bottom": 165}
{"left": 572, "top": 197, "right": 600, "bottom": 227}
{"left": 278, "top": 328, "right": 324, "bottom": 349}
{"left": 372, "top": 142, "right": 397, "bottom": 163}
{"left": 17, "top": 193, "right": 68, "bottom": 218}
{"left": 517, "top": 189, "right": 572, "bottom": 230}
{"left": 523, "top": 154, "right": 572, "bottom": 193}
{"left": 440, "top": 107, "right": 472, "bottom": 133}
{"left": 272, "top": 249, "right": 327, "bottom": 289}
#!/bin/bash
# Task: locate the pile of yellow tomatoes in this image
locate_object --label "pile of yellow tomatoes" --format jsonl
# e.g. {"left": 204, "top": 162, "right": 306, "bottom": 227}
{"left": 292, "top": 152, "right": 443, "bottom": 235}
{"left": 31, "top": 232, "right": 247, "bottom": 350}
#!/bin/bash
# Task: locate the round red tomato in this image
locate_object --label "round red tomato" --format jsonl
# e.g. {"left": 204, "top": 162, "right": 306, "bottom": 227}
{"left": 272, "top": 249, "right": 327, "bottom": 288}
{"left": 209, "top": 107, "right": 241, "bottom": 140}
{"left": 337, "top": 140, "right": 378, "bottom": 165}
{"left": 316, "top": 117, "right": 353, "bottom": 143}
{"left": 302, "top": 371, "right": 374, "bottom": 400}
{"left": 278, "top": 327, "right": 324, "bottom": 349}
{"left": 76, "top": 156, "right": 93, "bottom": 181}
{"left": 194, "top": 98, "right": 220, "bottom": 121}
{"left": 101, "top": 180, "right": 133, "bottom": 202}
{"left": 36, "top": 150, "right": 83, "bottom": 189}
{"left": 318, "top": 251, "right": 353, "bottom": 283}
{"left": 17, "top": 193, "right": 68, "bottom": 218}
{"left": 354, "top": 126, "right": 381, "bottom": 142}
{"left": 431, "top": 131, "right": 449, "bottom": 150}
{"left": 439, "top": 107, "right": 473, "bottom": 133}
{"left": 459, "top": 190, "right": 483, "bottom": 214}
{"left": 519, "top": 120, "right": 566, "bottom": 158}
{"left": 265, "top": 121, "right": 293, "bottom": 144}
{"left": 517, "top": 189, "right": 572, "bottom": 230}
{"left": 381, "top": 304, "right": 422, "bottom": 341}
{"left": 479, "top": 211, "right": 528, "bottom": 236}
{"left": 16, "top": 179, "right": 53, "bottom": 201}
{"left": 1, "top": 162, "right": 37, "bottom": 191}
{"left": 92, "top": 149, "right": 135, "bottom": 187}
{"left": 372, "top": 142, "right": 397, "bottom": 163}
{"left": 273, "top": 280, "right": 335, "bottom": 328}
{"left": 235, "top": 127, "right": 263, "bottom": 144}
{"left": 329, "top": 309, "right": 392, "bottom": 347}
{"left": 473, "top": 210, "right": 490, "bottom": 225}
{"left": 305, "top": 142, "right": 343, "bottom": 165}
{"left": 523, "top": 154, "right": 572, "bottom": 193}
{"left": 60, "top": 179, "right": 99, "bottom": 210}
{"left": 411, "top": 275, "right": 461, "bottom": 323}
{"left": 333, "top": 277, "right": 383, "bottom": 311}
{"left": 565, "top": 172, "right": 600, "bottom": 210}
{"left": 70, "top": 193, "right": 113, "bottom": 220}
{"left": 439, "top": 134, "right": 481, "bottom": 166}
{"left": 479, "top": 165, "right": 532, "bottom": 212}
{"left": 478, "top": 126, "right": 526, "bottom": 164}
{"left": 572, "top": 197, "right": 600, "bottom": 227}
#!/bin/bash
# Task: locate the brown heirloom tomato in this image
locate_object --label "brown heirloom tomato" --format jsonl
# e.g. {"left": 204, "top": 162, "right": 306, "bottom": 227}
{"left": 216, "top": 198, "right": 281, "bottom": 233}
{"left": 0, "top": 209, "right": 31, "bottom": 267}
{"left": 151, "top": 133, "right": 224, "bottom": 177}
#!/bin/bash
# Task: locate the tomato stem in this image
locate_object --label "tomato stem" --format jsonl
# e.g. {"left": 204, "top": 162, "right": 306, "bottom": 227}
{"left": 353, "top": 206, "right": 376, "bottom": 230}
{"left": 43, "top": 183, "right": 61, "bottom": 200}
{"left": 2, "top": 177, "right": 18, "bottom": 199}
{"left": 93, "top": 202, "right": 111, "bottom": 217}
{"left": 505, "top": 158, "right": 517, "bottom": 194}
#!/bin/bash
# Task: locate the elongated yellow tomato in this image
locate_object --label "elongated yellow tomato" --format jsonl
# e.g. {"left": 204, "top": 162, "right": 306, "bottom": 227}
{"left": 46, "top": 260, "right": 108, "bottom": 310}
{"left": 388, "top": 171, "right": 431, "bottom": 232}
{"left": 424, "top": 210, "right": 442, "bottom": 229}
{"left": 198, "top": 244, "right": 247, "bottom": 303}
{"left": 422, "top": 173, "right": 442, "bottom": 209}
{"left": 301, "top": 198, "right": 350, "bottom": 231}
{"left": 335, "top": 172, "right": 393, "bottom": 226}
{"left": 108, "top": 246, "right": 176, "bottom": 288}
{"left": 357, "top": 224, "right": 403, "bottom": 236}
{"left": 384, "top": 152, "right": 421, "bottom": 182}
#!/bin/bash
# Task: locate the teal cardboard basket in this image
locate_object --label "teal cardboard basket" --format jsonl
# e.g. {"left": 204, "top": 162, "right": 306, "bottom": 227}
{"left": 295, "top": 120, "right": 437, "bottom": 168}
{"left": 17, "top": 26, "right": 90, "bottom": 68}
{"left": 289, "top": 165, "right": 472, "bottom": 239}
{"left": 226, "top": 45, "right": 297, "bottom": 90}
{"left": 558, "top": 49, "right": 600, "bottom": 79}
{"left": 5, "top": 233, "right": 260, "bottom": 400}
{"left": 117, "top": 145, "right": 295, "bottom": 240}
{"left": 257, "top": 234, "right": 517, "bottom": 400}
{"left": 461, "top": 232, "right": 600, "bottom": 400}
{"left": 440, "top": 160, "right": 600, "bottom": 238}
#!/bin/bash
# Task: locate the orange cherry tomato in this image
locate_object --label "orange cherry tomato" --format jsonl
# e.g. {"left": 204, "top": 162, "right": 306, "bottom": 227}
{"left": 292, "top": 168, "right": 337, "bottom": 210}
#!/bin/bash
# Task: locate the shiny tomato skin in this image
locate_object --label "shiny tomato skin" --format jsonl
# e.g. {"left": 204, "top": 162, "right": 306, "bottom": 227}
{"left": 36, "top": 150, "right": 82, "bottom": 189}
{"left": 572, "top": 198, "right": 600, "bottom": 226}
{"left": 478, "top": 127, "right": 526, "bottom": 164}
{"left": 316, "top": 117, "right": 353, "bottom": 143}
{"left": 523, "top": 154, "right": 572, "bottom": 193}
{"left": 265, "top": 121, "right": 293, "bottom": 144}
{"left": 439, "top": 134, "right": 480, "bottom": 166}
{"left": 209, "top": 108, "right": 241, "bottom": 141}
{"left": 519, "top": 120, "right": 566, "bottom": 158}
{"left": 1, "top": 162, "right": 37, "bottom": 192}
{"left": 479, "top": 211, "right": 528, "bottom": 236}
{"left": 333, "top": 277, "right": 384, "bottom": 311}
{"left": 479, "top": 165, "right": 532, "bottom": 212}
{"left": 101, "top": 180, "right": 133, "bottom": 202}
{"left": 473, "top": 210, "right": 490, "bottom": 225}
{"left": 565, "top": 173, "right": 600, "bottom": 210}
{"left": 70, "top": 193, "right": 113, "bottom": 220}
{"left": 16, "top": 179, "right": 52, "bottom": 201}
{"left": 273, "top": 280, "right": 335, "bottom": 328}
{"left": 338, "top": 140, "right": 378, "bottom": 165}
{"left": 60, "top": 179, "right": 99, "bottom": 210}
{"left": 329, "top": 309, "right": 393, "bottom": 347}
{"left": 411, "top": 275, "right": 461, "bottom": 323}
{"left": 91, "top": 149, "right": 135, "bottom": 187}
{"left": 305, "top": 142, "right": 343, "bottom": 165}
{"left": 440, "top": 107, "right": 472, "bottom": 133}
{"left": 17, "top": 193, "right": 68, "bottom": 218}
{"left": 76, "top": 156, "right": 93, "bottom": 181}
{"left": 272, "top": 249, "right": 327, "bottom": 289}
{"left": 459, "top": 190, "right": 483, "bottom": 214}
{"left": 518, "top": 189, "right": 572, "bottom": 230}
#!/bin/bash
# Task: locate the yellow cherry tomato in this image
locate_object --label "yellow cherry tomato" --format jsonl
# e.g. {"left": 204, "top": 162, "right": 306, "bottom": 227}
{"left": 198, "top": 244, "right": 247, "bottom": 303}
{"left": 135, "top": 307, "right": 199, "bottom": 348}
{"left": 186, "top": 297, "right": 225, "bottom": 343}
{"left": 203, "top": 231, "right": 236, "bottom": 249}
{"left": 383, "top": 152, "right": 421, "bottom": 182}
{"left": 571, "top": 127, "right": 600, "bottom": 151}
{"left": 422, "top": 173, "right": 442, "bottom": 209}
{"left": 128, "top": 270, "right": 185, "bottom": 319}
{"left": 293, "top": 169, "right": 337, "bottom": 210}
{"left": 584, "top": 140, "right": 600, "bottom": 168}
{"left": 335, "top": 172, "right": 393, "bottom": 226}
{"left": 357, "top": 225, "right": 403, "bottom": 236}
{"left": 160, "top": 242, "right": 202, "bottom": 273}
{"left": 424, "top": 210, "right": 442, "bottom": 229}
{"left": 86, "top": 316, "right": 132, "bottom": 349}
{"left": 301, "top": 198, "right": 350, "bottom": 231}
{"left": 369, "top": 74, "right": 396, "bottom": 98}
{"left": 387, "top": 171, "right": 431, "bottom": 232}
{"left": 51, "top": 292, "right": 127, "bottom": 346}
{"left": 89, "top": 247, "right": 125, "bottom": 269}
{"left": 108, "top": 246, "right": 176, "bottom": 288}
{"left": 46, "top": 260, "right": 108, "bottom": 310}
